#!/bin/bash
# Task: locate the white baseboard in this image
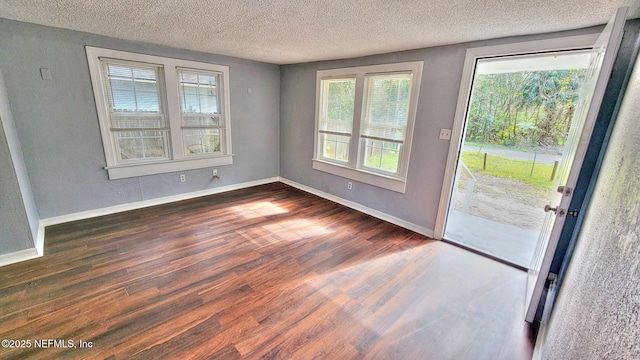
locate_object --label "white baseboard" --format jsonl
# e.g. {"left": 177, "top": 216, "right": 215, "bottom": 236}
{"left": 35, "top": 222, "right": 45, "bottom": 255}
{"left": 279, "top": 177, "right": 434, "bottom": 238}
{"left": 40, "top": 177, "right": 280, "bottom": 227}
{"left": 0, "top": 247, "right": 41, "bottom": 267}
{"left": 0, "top": 223, "right": 45, "bottom": 268}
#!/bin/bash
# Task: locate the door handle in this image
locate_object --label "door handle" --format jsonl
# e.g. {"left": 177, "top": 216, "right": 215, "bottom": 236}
{"left": 557, "top": 186, "right": 572, "bottom": 196}
{"left": 544, "top": 205, "right": 565, "bottom": 217}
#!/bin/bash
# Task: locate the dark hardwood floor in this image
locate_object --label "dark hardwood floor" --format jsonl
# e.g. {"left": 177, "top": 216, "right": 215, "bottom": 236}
{"left": 0, "top": 182, "right": 534, "bottom": 359}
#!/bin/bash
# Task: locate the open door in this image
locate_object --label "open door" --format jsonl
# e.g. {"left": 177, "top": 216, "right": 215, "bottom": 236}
{"left": 525, "top": 7, "right": 628, "bottom": 323}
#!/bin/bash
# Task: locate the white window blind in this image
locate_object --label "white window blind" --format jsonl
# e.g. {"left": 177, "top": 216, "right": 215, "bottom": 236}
{"left": 177, "top": 68, "right": 225, "bottom": 156}
{"left": 318, "top": 78, "right": 355, "bottom": 162}
{"left": 360, "top": 73, "right": 412, "bottom": 174}
{"left": 100, "top": 59, "right": 169, "bottom": 162}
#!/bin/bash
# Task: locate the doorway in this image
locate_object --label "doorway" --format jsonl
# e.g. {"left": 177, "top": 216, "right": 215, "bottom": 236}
{"left": 433, "top": 8, "right": 626, "bottom": 324}
{"left": 443, "top": 50, "right": 592, "bottom": 268}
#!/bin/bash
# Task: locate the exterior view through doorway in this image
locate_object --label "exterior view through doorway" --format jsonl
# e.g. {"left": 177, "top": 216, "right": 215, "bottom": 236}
{"left": 444, "top": 50, "right": 593, "bottom": 269}
{"left": 434, "top": 7, "right": 626, "bottom": 324}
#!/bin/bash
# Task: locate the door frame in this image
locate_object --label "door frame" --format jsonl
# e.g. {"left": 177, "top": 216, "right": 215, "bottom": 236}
{"left": 433, "top": 33, "right": 600, "bottom": 240}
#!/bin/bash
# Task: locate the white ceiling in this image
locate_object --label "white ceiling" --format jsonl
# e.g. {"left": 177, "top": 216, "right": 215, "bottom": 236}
{"left": 1, "top": 1, "right": 639, "bottom": 65}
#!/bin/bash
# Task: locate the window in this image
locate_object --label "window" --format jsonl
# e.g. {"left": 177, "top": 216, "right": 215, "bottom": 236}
{"left": 101, "top": 60, "right": 169, "bottom": 163}
{"left": 361, "top": 73, "right": 412, "bottom": 174}
{"left": 86, "top": 47, "right": 233, "bottom": 179}
{"left": 318, "top": 78, "right": 355, "bottom": 163}
{"left": 313, "top": 62, "right": 423, "bottom": 193}
{"left": 177, "top": 69, "right": 225, "bottom": 156}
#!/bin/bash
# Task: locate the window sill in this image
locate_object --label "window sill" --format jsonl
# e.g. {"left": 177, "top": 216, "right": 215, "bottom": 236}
{"left": 312, "top": 159, "right": 406, "bottom": 193}
{"left": 106, "top": 155, "right": 233, "bottom": 179}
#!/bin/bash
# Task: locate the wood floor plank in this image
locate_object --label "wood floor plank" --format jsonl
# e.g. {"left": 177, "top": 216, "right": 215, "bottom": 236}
{"left": 0, "top": 183, "right": 534, "bottom": 359}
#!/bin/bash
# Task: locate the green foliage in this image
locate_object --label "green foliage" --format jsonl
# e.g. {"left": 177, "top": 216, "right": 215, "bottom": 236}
{"left": 369, "top": 78, "right": 410, "bottom": 125}
{"left": 460, "top": 151, "right": 554, "bottom": 190}
{"left": 465, "top": 69, "right": 586, "bottom": 148}
{"left": 327, "top": 80, "right": 355, "bottom": 121}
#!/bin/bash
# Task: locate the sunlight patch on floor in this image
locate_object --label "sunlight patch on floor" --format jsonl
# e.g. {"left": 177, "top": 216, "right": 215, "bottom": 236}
{"left": 229, "top": 201, "right": 288, "bottom": 219}
{"left": 262, "top": 219, "right": 331, "bottom": 241}
{"left": 237, "top": 218, "right": 332, "bottom": 246}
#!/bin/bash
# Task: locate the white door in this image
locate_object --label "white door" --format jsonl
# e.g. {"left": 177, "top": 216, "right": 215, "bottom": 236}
{"left": 525, "top": 7, "right": 628, "bottom": 323}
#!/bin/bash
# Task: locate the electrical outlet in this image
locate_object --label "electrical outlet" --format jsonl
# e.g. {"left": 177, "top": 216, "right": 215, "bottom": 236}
{"left": 213, "top": 169, "right": 218, "bottom": 177}
{"left": 40, "top": 68, "right": 52, "bottom": 80}
{"left": 179, "top": 174, "right": 186, "bottom": 183}
{"left": 439, "top": 129, "right": 452, "bottom": 140}
{"left": 347, "top": 182, "right": 352, "bottom": 190}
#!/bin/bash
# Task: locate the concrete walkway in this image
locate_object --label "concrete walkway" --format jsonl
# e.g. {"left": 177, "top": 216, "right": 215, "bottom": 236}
{"left": 463, "top": 145, "right": 561, "bottom": 164}
{"left": 445, "top": 210, "right": 538, "bottom": 269}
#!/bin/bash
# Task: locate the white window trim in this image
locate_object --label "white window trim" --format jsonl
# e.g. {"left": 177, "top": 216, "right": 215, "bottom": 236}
{"left": 312, "top": 61, "right": 423, "bottom": 193}
{"left": 86, "top": 47, "right": 233, "bottom": 179}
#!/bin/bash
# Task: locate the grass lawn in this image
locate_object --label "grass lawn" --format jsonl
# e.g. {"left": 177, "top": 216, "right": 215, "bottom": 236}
{"left": 361, "top": 149, "right": 554, "bottom": 193}
{"left": 365, "top": 151, "right": 399, "bottom": 172}
{"left": 461, "top": 151, "right": 555, "bottom": 190}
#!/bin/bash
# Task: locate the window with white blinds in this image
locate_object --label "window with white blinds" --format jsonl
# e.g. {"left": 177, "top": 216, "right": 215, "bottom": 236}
{"left": 317, "top": 78, "right": 355, "bottom": 163}
{"left": 86, "top": 47, "right": 233, "bottom": 180}
{"left": 360, "top": 73, "right": 412, "bottom": 174}
{"left": 177, "top": 69, "right": 225, "bottom": 156}
{"left": 313, "top": 62, "right": 423, "bottom": 193}
{"left": 101, "top": 60, "right": 169, "bottom": 162}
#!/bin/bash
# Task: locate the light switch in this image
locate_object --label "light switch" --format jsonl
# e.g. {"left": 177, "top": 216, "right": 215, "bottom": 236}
{"left": 439, "top": 128, "right": 451, "bottom": 140}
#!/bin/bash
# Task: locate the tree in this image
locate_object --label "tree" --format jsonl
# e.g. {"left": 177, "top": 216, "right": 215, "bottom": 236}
{"left": 465, "top": 69, "right": 586, "bottom": 148}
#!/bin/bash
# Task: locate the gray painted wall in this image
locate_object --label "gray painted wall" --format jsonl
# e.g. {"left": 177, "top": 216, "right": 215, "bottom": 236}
{"left": 541, "top": 46, "right": 640, "bottom": 359}
{"left": 0, "top": 18, "right": 280, "bottom": 218}
{"left": 0, "top": 70, "right": 37, "bottom": 253}
{"left": 0, "top": 115, "right": 30, "bottom": 253}
{"left": 280, "top": 27, "right": 601, "bottom": 232}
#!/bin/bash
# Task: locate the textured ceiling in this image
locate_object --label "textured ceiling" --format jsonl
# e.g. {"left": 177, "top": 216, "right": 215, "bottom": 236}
{"left": 1, "top": 0, "right": 639, "bottom": 64}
